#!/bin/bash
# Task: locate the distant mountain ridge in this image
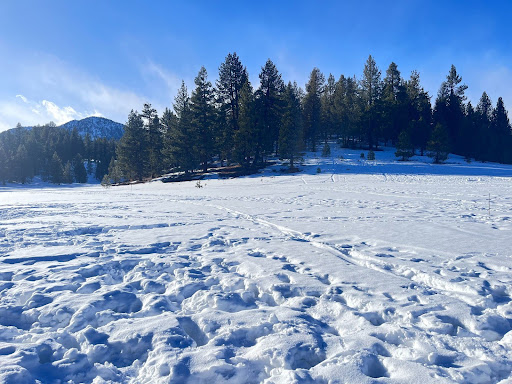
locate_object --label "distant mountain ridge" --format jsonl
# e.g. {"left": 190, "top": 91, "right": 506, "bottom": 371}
{"left": 59, "top": 116, "right": 124, "bottom": 140}
{"left": 4, "top": 116, "right": 124, "bottom": 140}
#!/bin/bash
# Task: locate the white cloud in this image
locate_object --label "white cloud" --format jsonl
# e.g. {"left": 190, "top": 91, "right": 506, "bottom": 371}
{"left": 0, "top": 121, "right": 10, "bottom": 132}
{"left": 0, "top": 99, "right": 36, "bottom": 129}
{"left": 41, "top": 100, "right": 99, "bottom": 125}
{"left": 42, "top": 100, "right": 78, "bottom": 123}
{"left": 16, "top": 94, "right": 28, "bottom": 103}
{"left": 0, "top": 52, "right": 148, "bottom": 131}
{"left": 0, "top": 95, "right": 104, "bottom": 131}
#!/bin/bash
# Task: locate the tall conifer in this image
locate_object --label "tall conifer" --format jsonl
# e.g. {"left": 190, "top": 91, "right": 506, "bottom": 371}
{"left": 360, "top": 55, "right": 382, "bottom": 149}
{"left": 164, "top": 82, "right": 198, "bottom": 173}
{"left": 256, "top": 59, "right": 284, "bottom": 159}
{"left": 190, "top": 67, "right": 216, "bottom": 172}
{"left": 303, "top": 68, "right": 325, "bottom": 151}
{"left": 279, "top": 82, "right": 303, "bottom": 168}
{"left": 141, "top": 103, "right": 162, "bottom": 178}
{"left": 117, "top": 110, "right": 148, "bottom": 181}
{"left": 216, "top": 52, "right": 248, "bottom": 163}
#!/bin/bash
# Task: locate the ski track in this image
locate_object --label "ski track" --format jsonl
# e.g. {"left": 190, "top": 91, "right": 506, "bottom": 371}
{"left": 1, "top": 148, "right": 512, "bottom": 383}
{"left": 187, "top": 199, "right": 512, "bottom": 336}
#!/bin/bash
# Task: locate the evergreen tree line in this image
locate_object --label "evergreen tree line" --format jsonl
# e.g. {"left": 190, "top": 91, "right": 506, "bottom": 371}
{"left": 112, "top": 54, "right": 304, "bottom": 183}
{"left": 113, "top": 53, "right": 512, "bottom": 182}
{"left": 0, "top": 123, "right": 116, "bottom": 184}
{"left": 2, "top": 53, "right": 510, "bottom": 186}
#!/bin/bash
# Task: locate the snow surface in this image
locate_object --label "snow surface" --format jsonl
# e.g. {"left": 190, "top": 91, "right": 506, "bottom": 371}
{"left": 1, "top": 147, "right": 512, "bottom": 383}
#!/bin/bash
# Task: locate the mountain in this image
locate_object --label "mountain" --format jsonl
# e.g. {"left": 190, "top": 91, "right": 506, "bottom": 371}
{"left": 59, "top": 116, "right": 124, "bottom": 140}
{"left": 3, "top": 116, "right": 125, "bottom": 141}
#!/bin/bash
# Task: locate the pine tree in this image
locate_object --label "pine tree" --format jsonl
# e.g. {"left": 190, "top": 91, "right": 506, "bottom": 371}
{"left": 491, "top": 97, "right": 511, "bottom": 136}
{"left": 279, "top": 82, "right": 303, "bottom": 168}
{"left": 333, "top": 75, "right": 347, "bottom": 143}
{"left": 216, "top": 52, "right": 248, "bottom": 163}
{"left": 321, "top": 73, "right": 336, "bottom": 143}
{"left": 382, "top": 62, "right": 408, "bottom": 144}
{"left": 84, "top": 133, "right": 93, "bottom": 161}
{"left": 490, "top": 97, "right": 512, "bottom": 163}
{"left": 234, "top": 80, "right": 255, "bottom": 166}
{"left": 475, "top": 92, "right": 493, "bottom": 160}
{"left": 190, "top": 67, "right": 216, "bottom": 172}
{"left": 395, "top": 130, "right": 414, "bottom": 161}
{"left": 434, "top": 65, "right": 467, "bottom": 153}
{"left": 440, "top": 65, "right": 468, "bottom": 100}
{"left": 360, "top": 55, "right": 382, "bottom": 149}
{"left": 49, "top": 151, "right": 64, "bottom": 184}
{"left": 0, "top": 121, "right": 118, "bottom": 185}
{"left": 345, "top": 76, "right": 362, "bottom": 146}
{"left": 160, "top": 107, "right": 178, "bottom": 170}
{"left": 463, "top": 102, "right": 478, "bottom": 161}
{"left": 406, "top": 71, "right": 432, "bottom": 155}
{"left": 62, "top": 161, "right": 73, "bottom": 184}
{"left": 93, "top": 138, "right": 116, "bottom": 181}
{"left": 24, "top": 133, "right": 39, "bottom": 178}
{"left": 106, "top": 157, "right": 123, "bottom": 184}
{"left": 14, "top": 144, "right": 31, "bottom": 184}
{"left": 303, "top": 68, "right": 325, "bottom": 151}
{"left": 476, "top": 92, "right": 493, "bottom": 120}
{"left": 141, "top": 103, "right": 162, "bottom": 178}
{"left": 427, "top": 124, "right": 450, "bottom": 163}
{"left": 117, "top": 110, "right": 148, "bottom": 181}
{"left": 72, "top": 154, "right": 88, "bottom": 183}
{"left": 256, "top": 59, "right": 284, "bottom": 160}
{"left": 162, "top": 81, "right": 198, "bottom": 173}
{"left": 69, "top": 128, "right": 84, "bottom": 160}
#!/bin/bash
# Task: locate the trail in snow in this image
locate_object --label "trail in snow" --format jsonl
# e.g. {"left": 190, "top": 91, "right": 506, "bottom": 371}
{"left": 195, "top": 202, "right": 355, "bottom": 266}
{"left": 189, "top": 200, "right": 511, "bottom": 317}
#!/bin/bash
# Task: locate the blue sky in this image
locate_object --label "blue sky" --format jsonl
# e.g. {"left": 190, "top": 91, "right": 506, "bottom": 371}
{"left": 0, "top": 0, "right": 511, "bottom": 131}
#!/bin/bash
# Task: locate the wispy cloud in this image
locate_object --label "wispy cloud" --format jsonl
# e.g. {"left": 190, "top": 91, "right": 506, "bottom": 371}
{"left": 41, "top": 99, "right": 102, "bottom": 124}
{"left": 15, "top": 94, "right": 28, "bottom": 103}
{"left": 0, "top": 94, "right": 104, "bottom": 129}
{"left": 145, "top": 60, "right": 183, "bottom": 95}
{"left": 140, "top": 60, "right": 186, "bottom": 105}
{"left": 0, "top": 53, "right": 147, "bottom": 131}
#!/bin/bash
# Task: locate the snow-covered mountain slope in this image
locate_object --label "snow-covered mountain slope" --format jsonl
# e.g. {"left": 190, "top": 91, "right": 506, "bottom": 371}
{"left": 59, "top": 116, "right": 124, "bottom": 140}
{"left": 5, "top": 116, "right": 125, "bottom": 140}
{"left": 0, "top": 147, "right": 512, "bottom": 383}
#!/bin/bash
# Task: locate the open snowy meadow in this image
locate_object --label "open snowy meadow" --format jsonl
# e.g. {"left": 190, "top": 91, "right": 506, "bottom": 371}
{"left": 1, "top": 147, "right": 512, "bottom": 384}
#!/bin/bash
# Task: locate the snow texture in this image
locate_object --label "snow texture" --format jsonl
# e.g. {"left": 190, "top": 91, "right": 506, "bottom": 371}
{"left": 0, "top": 147, "right": 512, "bottom": 383}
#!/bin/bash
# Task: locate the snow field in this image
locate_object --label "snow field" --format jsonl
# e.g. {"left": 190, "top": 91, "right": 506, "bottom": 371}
{"left": 0, "top": 147, "right": 512, "bottom": 383}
